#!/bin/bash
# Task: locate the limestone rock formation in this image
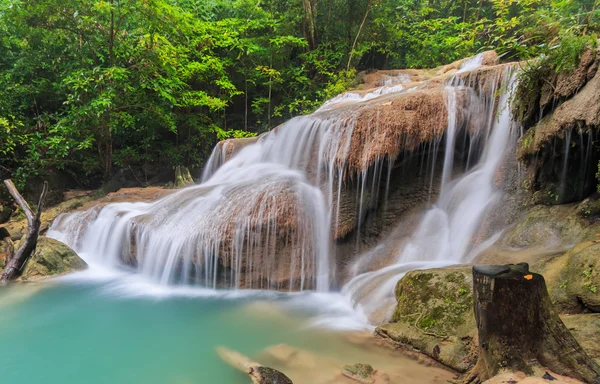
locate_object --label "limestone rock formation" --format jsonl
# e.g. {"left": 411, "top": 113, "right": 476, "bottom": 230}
{"left": 472, "top": 202, "right": 600, "bottom": 314}
{"left": 0, "top": 236, "right": 86, "bottom": 280}
{"left": 535, "top": 241, "right": 600, "bottom": 313}
{"left": 46, "top": 51, "right": 519, "bottom": 290}
{"left": 376, "top": 267, "right": 477, "bottom": 372}
{"left": 517, "top": 44, "right": 600, "bottom": 204}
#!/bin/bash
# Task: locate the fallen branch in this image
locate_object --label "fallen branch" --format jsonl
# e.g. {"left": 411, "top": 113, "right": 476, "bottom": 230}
{"left": 1, "top": 180, "right": 48, "bottom": 282}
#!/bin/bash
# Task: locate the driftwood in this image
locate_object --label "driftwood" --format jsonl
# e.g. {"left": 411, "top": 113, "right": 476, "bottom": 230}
{"left": 465, "top": 263, "right": 600, "bottom": 384}
{"left": 1, "top": 179, "right": 48, "bottom": 282}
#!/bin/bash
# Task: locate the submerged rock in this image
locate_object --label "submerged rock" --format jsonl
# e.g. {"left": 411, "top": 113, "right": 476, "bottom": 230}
{"left": 248, "top": 366, "right": 293, "bottom": 384}
{"left": 342, "top": 363, "right": 375, "bottom": 384}
{"left": 376, "top": 267, "right": 477, "bottom": 372}
{"left": 216, "top": 346, "right": 293, "bottom": 384}
{"left": 0, "top": 236, "right": 86, "bottom": 280}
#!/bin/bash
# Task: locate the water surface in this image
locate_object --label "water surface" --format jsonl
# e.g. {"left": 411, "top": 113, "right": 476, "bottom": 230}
{"left": 0, "top": 273, "right": 453, "bottom": 384}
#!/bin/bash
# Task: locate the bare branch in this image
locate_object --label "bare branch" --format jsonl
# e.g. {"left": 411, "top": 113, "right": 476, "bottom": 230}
{"left": 3, "top": 179, "right": 34, "bottom": 224}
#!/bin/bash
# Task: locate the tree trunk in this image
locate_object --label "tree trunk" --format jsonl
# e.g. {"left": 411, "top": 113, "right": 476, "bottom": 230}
{"left": 1, "top": 180, "right": 48, "bottom": 282}
{"left": 346, "top": 0, "right": 372, "bottom": 71}
{"left": 465, "top": 263, "right": 600, "bottom": 384}
{"left": 303, "top": 0, "right": 318, "bottom": 50}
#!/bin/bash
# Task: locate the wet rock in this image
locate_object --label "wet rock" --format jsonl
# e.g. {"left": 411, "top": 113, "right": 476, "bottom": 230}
{"left": 376, "top": 267, "right": 477, "bottom": 372}
{"left": 495, "top": 204, "right": 599, "bottom": 249}
{"left": 578, "top": 194, "right": 600, "bottom": 220}
{"left": 561, "top": 314, "right": 600, "bottom": 365}
{"left": 248, "top": 366, "right": 293, "bottom": 384}
{"left": 0, "top": 236, "right": 86, "bottom": 280}
{"left": 483, "top": 370, "right": 584, "bottom": 384}
{"left": 342, "top": 363, "right": 375, "bottom": 384}
{"left": 518, "top": 47, "right": 600, "bottom": 204}
{"left": 216, "top": 347, "right": 293, "bottom": 384}
{"left": 535, "top": 241, "right": 600, "bottom": 313}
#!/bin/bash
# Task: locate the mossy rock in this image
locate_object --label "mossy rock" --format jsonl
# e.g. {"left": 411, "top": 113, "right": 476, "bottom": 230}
{"left": 0, "top": 236, "right": 87, "bottom": 280}
{"left": 342, "top": 363, "right": 375, "bottom": 384}
{"left": 392, "top": 267, "right": 473, "bottom": 336}
{"left": 378, "top": 266, "right": 477, "bottom": 372}
{"left": 499, "top": 204, "right": 599, "bottom": 248}
{"left": 535, "top": 240, "right": 600, "bottom": 313}
{"left": 578, "top": 194, "right": 600, "bottom": 220}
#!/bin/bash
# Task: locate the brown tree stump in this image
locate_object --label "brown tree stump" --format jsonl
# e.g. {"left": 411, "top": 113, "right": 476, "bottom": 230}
{"left": 465, "top": 263, "right": 600, "bottom": 384}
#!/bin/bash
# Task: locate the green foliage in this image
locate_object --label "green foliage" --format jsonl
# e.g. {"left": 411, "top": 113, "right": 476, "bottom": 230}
{"left": 583, "top": 266, "right": 598, "bottom": 293}
{"left": 1, "top": 0, "right": 598, "bottom": 190}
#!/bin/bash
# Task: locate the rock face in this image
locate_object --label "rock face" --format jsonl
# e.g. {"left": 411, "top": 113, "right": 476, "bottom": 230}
{"left": 0, "top": 236, "right": 86, "bottom": 280}
{"left": 561, "top": 314, "right": 600, "bottom": 365}
{"left": 535, "top": 241, "right": 600, "bottom": 313}
{"left": 517, "top": 44, "right": 600, "bottom": 205}
{"left": 474, "top": 202, "right": 600, "bottom": 314}
{"left": 376, "top": 267, "right": 477, "bottom": 372}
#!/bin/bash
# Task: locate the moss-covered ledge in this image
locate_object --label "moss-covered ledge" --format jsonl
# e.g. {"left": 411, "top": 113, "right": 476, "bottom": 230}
{"left": 0, "top": 236, "right": 87, "bottom": 281}
{"left": 376, "top": 266, "right": 477, "bottom": 373}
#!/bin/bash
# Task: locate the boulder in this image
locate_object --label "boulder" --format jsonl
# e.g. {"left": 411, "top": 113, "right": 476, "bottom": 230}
{"left": 342, "top": 363, "right": 377, "bottom": 384}
{"left": 216, "top": 347, "right": 293, "bottom": 384}
{"left": 534, "top": 241, "right": 600, "bottom": 313}
{"left": 376, "top": 267, "right": 477, "bottom": 372}
{"left": 0, "top": 236, "right": 86, "bottom": 280}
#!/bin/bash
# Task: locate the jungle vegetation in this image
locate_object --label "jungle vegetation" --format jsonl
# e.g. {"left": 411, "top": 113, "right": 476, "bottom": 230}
{"left": 0, "top": 0, "right": 598, "bottom": 190}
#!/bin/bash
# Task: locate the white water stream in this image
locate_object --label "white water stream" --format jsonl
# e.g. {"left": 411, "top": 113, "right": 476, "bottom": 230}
{"left": 343, "top": 69, "right": 519, "bottom": 323}
{"left": 48, "top": 60, "right": 519, "bottom": 328}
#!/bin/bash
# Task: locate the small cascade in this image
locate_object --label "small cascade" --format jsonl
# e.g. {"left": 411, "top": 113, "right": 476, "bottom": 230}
{"left": 49, "top": 54, "right": 519, "bottom": 305}
{"left": 343, "top": 67, "right": 520, "bottom": 324}
{"left": 457, "top": 52, "right": 485, "bottom": 73}
{"left": 560, "top": 128, "right": 573, "bottom": 198}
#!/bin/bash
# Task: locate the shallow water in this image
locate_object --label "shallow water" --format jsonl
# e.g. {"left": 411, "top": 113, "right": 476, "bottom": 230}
{"left": 0, "top": 272, "right": 453, "bottom": 384}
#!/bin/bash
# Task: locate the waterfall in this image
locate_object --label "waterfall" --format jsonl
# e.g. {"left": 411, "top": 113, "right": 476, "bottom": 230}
{"left": 343, "top": 68, "right": 519, "bottom": 324}
{"left": 48, "top": 57, "right": 518, "bottom": 304}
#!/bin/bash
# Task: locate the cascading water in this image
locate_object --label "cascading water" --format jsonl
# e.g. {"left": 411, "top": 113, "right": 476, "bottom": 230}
{"left": 48, "top": 56, "right": 520, "bottom": 326}
{"left": 343, "top": 67, "right": 520, "bottom": 324}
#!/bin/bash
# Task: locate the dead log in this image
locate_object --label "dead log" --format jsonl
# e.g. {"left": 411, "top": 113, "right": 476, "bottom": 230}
{"left": 1, "top": 180, "right": 48, "bottom": 282}
{"left": 465, "top": 263, "right": 600, "bottom": 384}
